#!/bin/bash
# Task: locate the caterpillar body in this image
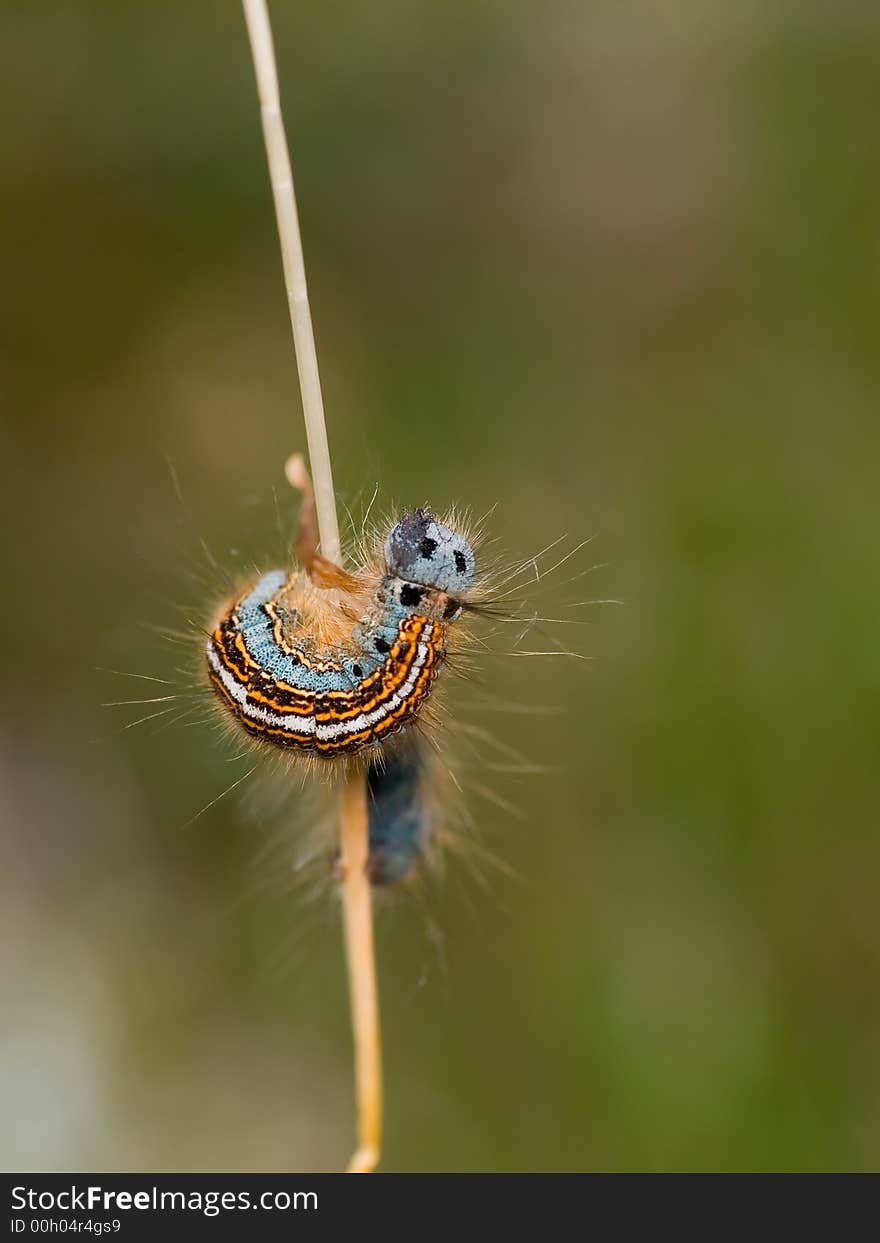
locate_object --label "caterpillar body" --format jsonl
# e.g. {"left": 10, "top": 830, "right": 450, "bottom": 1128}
{"left": 365, "top": 735, "right": 438, "bottom": 887}
{"left": 206, "top": 507, "right": 475, "bottom": 885}
{"left": 206, "top": 509, "right": 474, "bottom": 757}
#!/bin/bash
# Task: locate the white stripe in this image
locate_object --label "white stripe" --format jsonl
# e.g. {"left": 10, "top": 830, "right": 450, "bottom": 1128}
{"left": 316, "top": 637, "right": 431, "bottom": 741}
{"left": 206, "top": 622, "right": 435, "bottom": 745}
{"left": 207, "top": 642, "right": 315, "bottom": 735}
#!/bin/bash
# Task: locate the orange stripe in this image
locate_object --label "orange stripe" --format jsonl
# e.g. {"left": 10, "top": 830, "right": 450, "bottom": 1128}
{"left": 209, "top": 601, "right": 446, "bottom": 753}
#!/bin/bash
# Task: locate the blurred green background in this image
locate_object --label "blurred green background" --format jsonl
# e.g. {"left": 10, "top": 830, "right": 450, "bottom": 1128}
{"left": 3, "top": 2, "right": 880, "bottom": 1172}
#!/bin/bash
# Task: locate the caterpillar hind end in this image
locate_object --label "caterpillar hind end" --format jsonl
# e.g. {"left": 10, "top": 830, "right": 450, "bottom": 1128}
{"left": 363, "top": 735, "right": 441, "bottom": 888}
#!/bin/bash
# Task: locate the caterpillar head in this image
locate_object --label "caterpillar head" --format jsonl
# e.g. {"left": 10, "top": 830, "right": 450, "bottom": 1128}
{"left": 385, "top": 509, "right": 475, "bottom": 620}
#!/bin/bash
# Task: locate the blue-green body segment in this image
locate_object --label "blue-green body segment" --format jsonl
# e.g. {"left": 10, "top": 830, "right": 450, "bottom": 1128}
{"left": 238, "top": 570, "right": 380, "bottom": 691}
{"left": 366, "top": 739, "right": 435, "bottom": 885}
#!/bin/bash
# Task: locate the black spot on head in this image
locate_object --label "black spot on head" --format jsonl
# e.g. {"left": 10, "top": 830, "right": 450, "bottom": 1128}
{"left": 443, "top": 598, "right": 462, "bottom": 620}
{"left": 374, "top": 636, "right": 391, "bottom": 654}
{"left": 420, "top": 537, "right": 438, "bottom": 558}
{"left": 454, "top": 550, "right": 467, "bottom": 574}
{"left": 400, "top": 584, "right": 423, "bottom": 607}
{"left": 352, "top": 664, "right": 364, "bottom": 679}
{"left": 387, "top": 509, "right": 434, "bottom": 575}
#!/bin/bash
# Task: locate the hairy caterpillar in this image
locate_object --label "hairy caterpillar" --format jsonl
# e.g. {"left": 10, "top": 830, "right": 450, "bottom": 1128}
{"left": 205, "top": 480, "right": 478, "bottom": 887}
{"left": 103, "top": 464, "right": 587, "bottom": 894}
{"left": 206, "top": 510, "right": 474, "bottom": 756}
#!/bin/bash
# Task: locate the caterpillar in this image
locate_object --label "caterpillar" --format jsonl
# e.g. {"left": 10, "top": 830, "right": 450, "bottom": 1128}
{"left": 206, "top": 494, "right": 477, "bottom": 886}
{"left": 206, "top": 509, "right": 474, "bottom": 757}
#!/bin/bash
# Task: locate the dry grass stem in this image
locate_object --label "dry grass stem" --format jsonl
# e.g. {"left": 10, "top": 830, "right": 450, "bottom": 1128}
{"left": 241, "top": 0, "right": 381, "bottom": 1172}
